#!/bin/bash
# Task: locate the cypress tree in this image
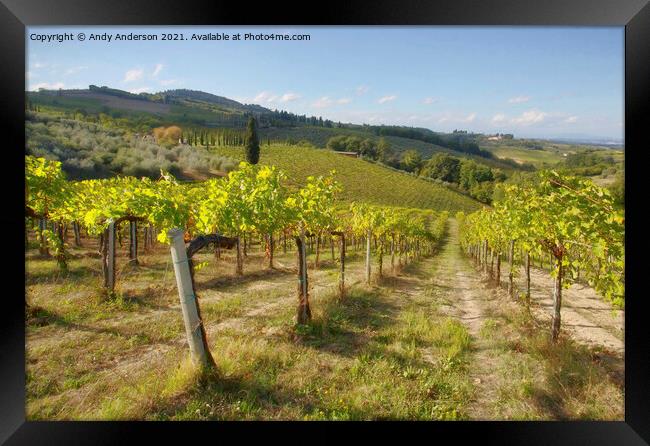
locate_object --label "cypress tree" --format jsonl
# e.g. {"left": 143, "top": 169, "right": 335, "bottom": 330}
{"left": 245, "top": 117, "right": 260, "bottom": 164}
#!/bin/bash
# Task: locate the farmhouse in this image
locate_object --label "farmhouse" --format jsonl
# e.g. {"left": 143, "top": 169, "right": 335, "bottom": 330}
{"left": 332, "top": 151, "right": 360, "bottom": 158}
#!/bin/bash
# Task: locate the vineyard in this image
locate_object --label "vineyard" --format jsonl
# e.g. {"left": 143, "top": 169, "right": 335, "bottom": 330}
{"left": 25, "top": 155, "right": 624, "bottom": 420}
{"left": 209, "top": 144, "right": 481, "bottom": 212}
{"left": 457, "top": 170, "right": 625, "bottom": 341}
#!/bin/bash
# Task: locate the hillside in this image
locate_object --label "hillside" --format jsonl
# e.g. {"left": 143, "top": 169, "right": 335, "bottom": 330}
{"left": 209, "top": 144, "right": 482, "bottom": 213}
{"left": 25, "top": 112, "right": 238, "bottom": 180}
{"left": 478, "top": 136, "right": 624, "bottom": 168}
{"left": 260, "top": 126, "right": 522, "bottom": 172}
{"left": 27, "top": 87, "right": 523, "bottom": 171}
{"left": 25, "top": 109, "right": 481, "bottom": 212}
{"left": 28, "top": 88, "right": 255, "bottom": 129}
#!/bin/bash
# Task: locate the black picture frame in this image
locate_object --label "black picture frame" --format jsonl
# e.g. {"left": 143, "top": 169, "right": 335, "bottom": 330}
{"left": 2, "top": 0, "right": 648, "bottom": 443}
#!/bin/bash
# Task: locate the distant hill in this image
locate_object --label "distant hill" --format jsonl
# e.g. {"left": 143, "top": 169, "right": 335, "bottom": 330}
{"left": 27, "top": 86, "right": 523, "bottom": 172}
{"left": 25, "top": 108, "right": 481, "bottom": 212}
{"left": 258, "top": 126, "right": 521, "bottom": 172}
{"left": 28, "top": 86, "right": 331, "bottom": 128}
{"left": 477, "top": 134, "right": 624, "bottom": 168}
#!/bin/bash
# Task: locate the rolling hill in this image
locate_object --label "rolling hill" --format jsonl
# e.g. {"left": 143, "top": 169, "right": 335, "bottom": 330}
{"left": 478, "top": 135, "right": 624, "bottom": 168}
{"left": 27, "top": 86, "right": 522, "bottom": 171}
{"left": 209, "top": 144, "right": 481, "bottom": 213}
{"left": 25, "top": 109, "right": 481, "bottom": 212}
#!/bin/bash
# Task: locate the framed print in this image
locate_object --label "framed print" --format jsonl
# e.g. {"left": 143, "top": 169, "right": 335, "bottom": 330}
{"left": 1, "top": 0, "right": 648, "bottom": 443}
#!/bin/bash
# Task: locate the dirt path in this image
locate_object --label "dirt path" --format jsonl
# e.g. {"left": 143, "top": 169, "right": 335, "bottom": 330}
{"left": 427, "top": 220, "right": 502, "bottom": 420}
{"left": 27, "top": 226, "right": 625, "bottom": 420}
{"left": 527, "top": 268, "right": 623, "bottom": 354}
{"left": 496, "top": 258, "right": 624, "bottom": 355}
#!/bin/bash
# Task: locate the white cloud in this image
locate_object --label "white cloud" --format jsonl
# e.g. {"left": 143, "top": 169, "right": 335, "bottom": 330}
{"left": 356, "top": 85, "right": 369, "bottom": 96}
{"left": 463, "top": 113, "right": 477, "bottom": 123}
{"left": 312, "top": 96, "right": 333, "bottom": 108}
{"left": 64, "top": 66, "right": 88, "bottom": 76}
{"left": 250, "top": 91, "right": 303, "bottom": 104}
{"left": 491, "top": 113, "right": 507, "bottom": 124}
{"left": 311, "top": 96, "right": 350, "bottom": 108}
{"left": 491, "top": 110, "right": 582, "bottom": 129}
{"left": 123, "top": 68, "right": 144, "bottom": 83}
{"left": 159, "top": 79, "right": 179, "bottom": 86}
{"left": 280, "top": 92, "right": 301, "bottom": 103}
{"left": 33, "top": 62, "right": 47, "bottom": 69}
{"left": 508, "top": 95, "right": 530, "bottom": 104}
{"left": 378, "top": 95, "right": 397, "bottom": 104}
{"left": 422, "top": 97, "right": 439, "bottom": 105}
{"left": 253, "top": 91, "right": 279, "bottom": 103}
{"left": 29, "top": 81, "right": 65, "bottom": 91}
{"left": 511, "top": 109, "right": 547, "bottom": 125}
{"left": 152, "top": 63, "right": 164, "bottom": 77}
{"left": 128, "top": 86, "right": 152, "bottom": 94}
{"left": 251, "top": 91, "right": 302, "bottom": 104}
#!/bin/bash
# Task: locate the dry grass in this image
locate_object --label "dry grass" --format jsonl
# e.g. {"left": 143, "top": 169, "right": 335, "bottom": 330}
{"left": 25, "top": 229, "right": 623, "bottom": 421}
{"left": 476, "top": 294, "right": 623, "bottom": 420}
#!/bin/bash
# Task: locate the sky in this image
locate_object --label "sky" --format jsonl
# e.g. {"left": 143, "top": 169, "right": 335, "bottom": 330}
{"left": 26, "top": 26, "right": 624, "bottom": 141}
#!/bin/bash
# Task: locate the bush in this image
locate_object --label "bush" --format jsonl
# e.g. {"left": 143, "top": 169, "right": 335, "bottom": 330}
{"left": 26, "top": 112, "right": 238, "bottom": 180}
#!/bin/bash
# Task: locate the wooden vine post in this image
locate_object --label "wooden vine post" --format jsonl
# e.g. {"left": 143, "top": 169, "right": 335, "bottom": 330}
{"left": 267, "top": 232, "right": 274, "bottom": 268}
{"left": 38, "top": 218, "right": 48, "bottom": 256}
{"left": 483, "top": 240, "right": 489, "bottom": 274}
{"left": 525, "top": 251, "right": 531, "bottom": 303}
{"left": 550, "top": 247, "right": 565, "bottom": 342}
{"left": 168, "top": 228, "right": 216, "bottom": 369}
{"left": 101, "top": 221, "right": 116, "bottom": 292}
{"left": 295, "top": 228, "right": 311, "bottom": 324}
{"left": 73, "top": 221, "right": 82, "bottom": 247}
{"left": 332, "top": 231, "right": 345, "bottom": 299}
{"left": 365, "top": 229, "right": 372, "bottom": 284}
{"left": 508, "top": 239, "right": 515, "bottom": 298}
{"left": 129, "top": 220, "right": 138, "bottom": 265}
{"left": 235, "top": 235, "right": 243, "bottom": 275}
{"left": 494, "top": 250, "right": 499, "bottom": 281}
{"left": 390, "top": 233, "right": 396, "bottom": 273}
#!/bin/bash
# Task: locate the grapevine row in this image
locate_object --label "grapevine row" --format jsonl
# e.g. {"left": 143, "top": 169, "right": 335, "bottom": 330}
{"left": 26, "top": 155, "right": 447, "bottom": 325}
{"left": 457, "top": 170, "right": 624, "bottom": 341}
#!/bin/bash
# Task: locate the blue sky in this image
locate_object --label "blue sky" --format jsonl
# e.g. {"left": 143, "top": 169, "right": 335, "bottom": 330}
{"left": 26, "top": 26, "right": 624, "bottom": 140}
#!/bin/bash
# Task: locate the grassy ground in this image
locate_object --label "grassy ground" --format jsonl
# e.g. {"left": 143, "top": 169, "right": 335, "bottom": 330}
{"left": 209, "top": 144, "right": 481, "bottom": 213}
{"left": 485, "top": 145, "right": 563, "bottom": 167}
{"left": 25, "top": 223, "right": 623, "bottom": 420}
{"left": 416, "top": 221, "right": 623, "bottom": 420}
{"left": 26, "top": 232, "right": 474, "bottom": 420}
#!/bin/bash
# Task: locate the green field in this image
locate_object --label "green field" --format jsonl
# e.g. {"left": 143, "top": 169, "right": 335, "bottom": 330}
{"left": 209, "top": 144, "right": 481, "bottom": 213}
{"left": 260, "top": 126, "right": 522, "bottom": 172}
{"left": 482, "top": 139, "right": 624, "bottom": 168}
{"left": 485, "top": 146, "right": 564, "bottom": 167}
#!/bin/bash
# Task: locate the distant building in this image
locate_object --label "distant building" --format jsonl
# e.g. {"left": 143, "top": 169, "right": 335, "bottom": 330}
{"left": 487, "top": 135, "right": 503, "bottom": 141}
{"left": 332, "top": 151, "right": 360, "bottom": 158}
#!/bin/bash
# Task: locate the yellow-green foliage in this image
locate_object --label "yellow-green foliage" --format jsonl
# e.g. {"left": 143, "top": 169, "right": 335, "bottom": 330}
{"left": 210, "top": 144, "right": 481, "bottom": 213}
